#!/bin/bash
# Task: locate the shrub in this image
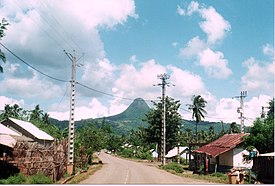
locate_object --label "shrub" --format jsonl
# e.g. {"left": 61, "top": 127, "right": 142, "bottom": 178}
{"left": 119, "top": 148, "right": 133, "bottom": 158}
{"left": 163, "top": 162, "right": 184, "bottom": 173}
{"left": 27, "top": 172, "right": 53, "bottom": 184}
{"left": 136, "top": 150, "right": 153, "bottom": 160}
{"left": 4, "top": 173, "right": 26, "bottom": 184}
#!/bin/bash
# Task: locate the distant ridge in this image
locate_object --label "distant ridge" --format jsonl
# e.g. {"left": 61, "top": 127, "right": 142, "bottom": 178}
{"left": 50, "top": 98, "right": 235, "bottom": 135}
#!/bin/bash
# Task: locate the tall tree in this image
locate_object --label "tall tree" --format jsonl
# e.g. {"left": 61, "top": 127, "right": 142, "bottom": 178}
{"left": 187, "top": 95, "right": 207, "bottom": 142}
{"left": 0, "top": 18, "right": 9, "bottom": 73}
{"left": 30, "top": 105, "right": 43, "bottom": 122}
{"left": 244, "top": 98, "right": 274, "bottom": 153}
{"left": 144, "top": 97, "right": 182, "bottom": 155}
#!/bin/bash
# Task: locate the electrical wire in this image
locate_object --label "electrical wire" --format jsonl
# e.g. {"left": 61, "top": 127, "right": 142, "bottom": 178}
{"left": 39, "top": 0, "right": 83, "bottom": 53}
{"left": 0, "top": 42, "right": 69, "bottom": 83}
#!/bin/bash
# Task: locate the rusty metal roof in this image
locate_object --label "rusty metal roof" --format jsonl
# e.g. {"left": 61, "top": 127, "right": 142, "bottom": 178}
{"left": 193, "top": 133, "right": 249, "bottom": 157}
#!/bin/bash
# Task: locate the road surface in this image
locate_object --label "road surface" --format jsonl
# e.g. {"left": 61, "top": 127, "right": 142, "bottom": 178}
{"left": 81, "top": 152, "right": 216, "bottom": 184}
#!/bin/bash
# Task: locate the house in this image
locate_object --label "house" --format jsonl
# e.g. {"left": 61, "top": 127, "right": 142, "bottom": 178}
{"left": 192, "top": 133, "right": 251, "bottom": 173}
{"left": 150, "top": 149, "right": 158, "bottom": 159}
{"left": 165, "top": 146, "right": 193, "bottom": 163}
{"left": 1, "top": 117, "right": 54, "bottom": 146}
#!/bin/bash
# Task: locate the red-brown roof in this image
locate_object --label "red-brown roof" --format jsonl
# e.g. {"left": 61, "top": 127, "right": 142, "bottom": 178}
{"left": 193, "top": 133, "right": 249, "bottom": 157}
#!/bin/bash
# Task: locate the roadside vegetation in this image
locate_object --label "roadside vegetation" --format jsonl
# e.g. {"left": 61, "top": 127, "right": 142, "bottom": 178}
{"left": 0, "top": 173, "right": 53, "bottom": 184}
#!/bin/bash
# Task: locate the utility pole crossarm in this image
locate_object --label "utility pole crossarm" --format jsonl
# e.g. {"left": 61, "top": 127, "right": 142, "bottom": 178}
{"left": 233, "top": 91, "right": 247, "bottom": 133}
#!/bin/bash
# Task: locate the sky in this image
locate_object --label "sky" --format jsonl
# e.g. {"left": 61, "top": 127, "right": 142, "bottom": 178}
{"left": 0, "top": 0, "right": 274, "bottom": 127}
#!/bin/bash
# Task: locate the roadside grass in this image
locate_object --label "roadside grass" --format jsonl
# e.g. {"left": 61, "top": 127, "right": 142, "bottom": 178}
{"left": 58, "top": 155, "right": 103, "bottom": 184}
{"left": 64, "top": 163, "right": 102, "bottom": 184}
{"left": 159, "top": 163, "right": 228, "bottom": 184}
{"left": 182, "top": 172, "right": 229, "bottom": 184}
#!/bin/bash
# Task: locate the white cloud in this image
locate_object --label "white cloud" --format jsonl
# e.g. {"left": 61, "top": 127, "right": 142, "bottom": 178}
{"left": 183, "top": 1, "right": 231, "bottom": 44}
{"left": 56, "top": 0, "right": 138, "bottom": 30}
{"left": 262, "top": 43, "right": 274, "bottom": 57}
{"left": 114, "top": 59, "right": 166, "bottom": 99}
{"left": 198, "top": 48, "right": 232, "bottom": 79}
{"left": 167, "top": 65, "right": 207, "bottom": 98}
{"left": 241, "top": 57, "right": 274, "bottom": 95}
{"left": 129, "top": 55, "right": 138, "bottom": 63}
{"left": 199, "top": 6, "right": 231, "bottom": 44}
{"left": 0, "top": 65, "right": 63, "bottom": 99}
{"left": 186, "top": 1, "right": 199, "bottom": 16}
{"left": 0, "top": 96, "right": 25, "bottom": 110}
{"left": 48, "top": 98, "right": 109, "bottom": 120}
{"left": 176, "top": 5, "right": 185, "bottom": 16}
{"left": 179, "top": 36, "right": 206, "bottom": 59}
{"left": 203, "top": 94, "right": 271, "bottom": 126}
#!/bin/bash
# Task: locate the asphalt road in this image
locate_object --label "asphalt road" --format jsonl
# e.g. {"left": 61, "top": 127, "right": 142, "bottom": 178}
{"left": 81, "top": 152, "right": 215, "bottom": 184}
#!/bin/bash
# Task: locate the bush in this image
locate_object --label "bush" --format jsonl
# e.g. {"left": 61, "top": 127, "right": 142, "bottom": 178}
{"left": 27, "top": 172, "right": 53, "bottom": 184}
{"left": 4, "top": 173, "right": 26, "bottom": 184}
{"left": 136, "top": 150, "right": 153, "bottom": 160}
{"left": 119, "top": 148, "right": 133, "bottom": 158}
{"left": 163, "top": 162, "right": 184, "bottom": 173}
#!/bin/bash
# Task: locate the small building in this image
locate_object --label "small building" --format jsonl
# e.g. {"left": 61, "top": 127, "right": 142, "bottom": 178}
{"left": 166, "top": 146, "right": 193, "bottom": 163}
{"left": 192, "top": 133, "right": 251, "bottom": 173}
{"left": 1, "top": 117, "right": 54, "bottom": 146}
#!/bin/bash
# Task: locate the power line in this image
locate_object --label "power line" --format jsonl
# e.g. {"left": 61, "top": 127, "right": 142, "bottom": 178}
{"left": 0, "top": 42, "right": 69, "bottom": 83}
{"left": 38, "top": 0, "right": 83, "bottom": 52}
{"left": 76, "top": 82, "right": 156, "bottom": 103}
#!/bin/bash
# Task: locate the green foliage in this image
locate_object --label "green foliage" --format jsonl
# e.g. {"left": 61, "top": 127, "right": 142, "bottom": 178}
{"left": 0, "top": 173, "right": 26, "bottom": 184}
{"left": 244, "top": 98, "right": 274, "bottom": 153}
{"left": 243, "top": 118, "right": 274, "bottom": 153}
{"left": 187, "top": 95, "right": 207, "bottom": 142}
{"left": 144, "top": 97, "right": 182, "bottom": 154}
{"left": 0, "top": 173, "right": 53, "bottom": 184}
{"left": 27, "top": 172, "right": 53, "bottom": 184}
{"left": 0, "top": 103, "right": 64, "bottom": 140}
{"left": 119, "top": 148, "right": 134, "bottom": 158}
{"left": 136, "top": 149, "right": 153, "bottom": 160}
{"left": 210, "top": 172, "right": 228, "bottom": 182}
{"left": 163, "top": 162, "right": 184, "bottom": 173}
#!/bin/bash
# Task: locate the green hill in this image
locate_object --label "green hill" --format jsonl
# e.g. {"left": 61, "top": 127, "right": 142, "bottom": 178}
{"left": 50, "top": 97, "right": 236, "bottom": 135}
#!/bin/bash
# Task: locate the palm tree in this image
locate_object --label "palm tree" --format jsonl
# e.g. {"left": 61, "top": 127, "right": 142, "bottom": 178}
{"left": 187, "top": 95, "right": 207, "bottom": 142}
{"left": 30, "top": 105, "right": 43, "bottom": 122}
{"left": 42, "top": 113, "right": 50, "bottom": 124}
{"left": 12, "top": 104, "right": 22, "bottom": 118}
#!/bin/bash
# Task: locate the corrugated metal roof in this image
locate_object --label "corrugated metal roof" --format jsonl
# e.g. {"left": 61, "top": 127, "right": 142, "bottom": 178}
{"left": 166, "top": 146, "right": 189, "bottom": 158}
{"left": 8, "top": 118, "right": 54, "bottom": 141}
{"left": 193, "top": 133, "right": 249, "bottom": 157}
{"left": 0, "top": 123, "right": 20, "bottom": 136}
{"left": 0, "top": 134, "right": 17, "bottom": 148}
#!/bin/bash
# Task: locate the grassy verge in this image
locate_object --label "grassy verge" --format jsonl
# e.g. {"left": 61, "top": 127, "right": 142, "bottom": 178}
{"left": 182, "top": 172, "right": 229, "bottom": 184}
{"left": 64, "top": 163, "right": 103, "bottom": 184}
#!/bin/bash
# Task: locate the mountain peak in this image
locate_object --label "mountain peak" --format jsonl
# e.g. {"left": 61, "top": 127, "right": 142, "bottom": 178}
{"left": 106, "top": 98, "right": 150, "bottom": 121}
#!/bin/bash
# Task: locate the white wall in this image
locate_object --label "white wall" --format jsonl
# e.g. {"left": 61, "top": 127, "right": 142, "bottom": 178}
{"left": 233, "top": 148, "right": 253, "bottom": 168}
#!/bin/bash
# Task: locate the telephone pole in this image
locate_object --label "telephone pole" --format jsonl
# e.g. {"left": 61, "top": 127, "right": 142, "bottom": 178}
{"left": 64, "top": 50, "right": 83, "bottom": 175}
{"left": 233, "top": 91, "right": 247, "bottom": 133}
{"left": 156, "top": 73, "right": 171, "bottom": 166}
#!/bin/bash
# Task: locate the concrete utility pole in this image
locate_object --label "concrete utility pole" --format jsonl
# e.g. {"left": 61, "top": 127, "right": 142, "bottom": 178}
{"left": 233, "top": 91, "right": 247, "bottom": 133}
{"left": 156, "top": 73, "right": 171, "bottom": 166}
{"left": 64, "top": 51, "right": 83, "bottom": 175}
